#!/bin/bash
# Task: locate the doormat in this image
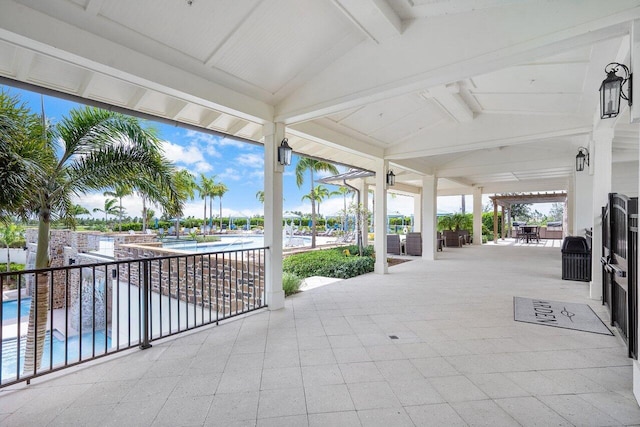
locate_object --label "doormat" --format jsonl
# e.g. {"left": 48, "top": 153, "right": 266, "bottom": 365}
{"left": 513, "top": 297, "right": 613, "bottom": 335}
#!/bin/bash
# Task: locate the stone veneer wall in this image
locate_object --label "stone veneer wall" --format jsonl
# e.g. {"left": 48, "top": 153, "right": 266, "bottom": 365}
{"left": 115, "top": 244, "right": 265, "bottom": 315}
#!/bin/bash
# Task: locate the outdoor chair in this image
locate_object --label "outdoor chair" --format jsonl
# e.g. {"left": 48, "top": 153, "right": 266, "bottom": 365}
{"left": 443, "top": 230, "right": 462, "bottom": 247}
{"left": 459, "top": 230, "right": 471, "bottom": 244}
{"left": 405, "top": 232, "right": 422, "bottom": 256}
{"left": 386, "top": 234, "right": 402, "bottom": 255}
{"left": 437, "top": 232, "right": 444, "bottom": 251}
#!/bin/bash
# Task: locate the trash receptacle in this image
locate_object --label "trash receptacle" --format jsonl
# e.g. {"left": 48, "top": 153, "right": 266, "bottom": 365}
{"left": 561, "top": 236, "right": 591, "bottom": 281}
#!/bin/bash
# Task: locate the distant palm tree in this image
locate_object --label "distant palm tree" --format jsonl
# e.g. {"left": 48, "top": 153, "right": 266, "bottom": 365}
{"left": 171, "top": 169, "right": 197, "bottom": 238}
{"left": 213, "top": 181, "right": 229, "bottom": 230}
{"left": 256, "top": 190, "right": 264, "bottom": 204}
{"left": 67, "top": 204, "right": 90, "bottom": 229}
{"left": 198, "top": 174, "right": 215, "bottom": 234}
{"left": 295, "top": 158, "right": 338, "bottom": 248}
{"left": 93, "top": 198, "right": 120, "bottom": 228}
{"left": 104, "top": 184, "right": 132, "bottom": 232}
{"left": 336, "top": 186, "right": 353, "bottom": 231}
{"left": 1, "top": 103, "right": 180, "bottom": 373}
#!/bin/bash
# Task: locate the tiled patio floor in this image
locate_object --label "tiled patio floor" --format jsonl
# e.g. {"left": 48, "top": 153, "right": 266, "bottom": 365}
{"left": 1, "top": 242, "right": 639, "bottom": 426}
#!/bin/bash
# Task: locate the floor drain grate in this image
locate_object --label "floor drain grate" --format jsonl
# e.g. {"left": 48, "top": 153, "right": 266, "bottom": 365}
{"left": 389, "top": 335, "right": 399, "bottom": 340}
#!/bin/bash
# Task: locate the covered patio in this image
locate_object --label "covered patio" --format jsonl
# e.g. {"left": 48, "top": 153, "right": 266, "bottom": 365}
{"left": 1, "top": 245, "right": 637, "bottom": 426}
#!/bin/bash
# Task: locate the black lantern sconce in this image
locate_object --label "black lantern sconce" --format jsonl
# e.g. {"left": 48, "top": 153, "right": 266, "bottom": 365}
{"left": 386, "top": 170, "right": 396, "bottom": 186}
{"left": 600, "top": 62, "right": 632, "bottom": 119}
{"left": 277, "top": 138, "right": 292, "bottom": 166}
{"left": 68, "top": 258, "right": 76, "bottom": 265}
{"left": 576, "top": 147, "right": 589, "bottom": 172}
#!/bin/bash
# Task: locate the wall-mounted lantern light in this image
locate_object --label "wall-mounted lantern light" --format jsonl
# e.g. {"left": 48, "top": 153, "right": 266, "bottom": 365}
{"left": 386, "top": 170, "right": 396, "bottom": 186}
{"left": 576, "top": 147, "right": 589, "bottom": 172}
{"left": 600, "top": 62, "right": 632, "bottom": 119}
{"left": 277, "top": 138, "right": 293, "bottom": 166}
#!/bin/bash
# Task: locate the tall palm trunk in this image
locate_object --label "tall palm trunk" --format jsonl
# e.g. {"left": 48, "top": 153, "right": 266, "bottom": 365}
{"left": 142, "top": 197, "right": 147, "bottom": 231}
{"left": 24, "top": 206, "right": 51, "bottom": 373}
{"left": 210, "top": 197, "right": 214, "bottom": 234}
{"left": 219, "top": 197, "right": 223, "bottom": 230}
{"left": 203, "top": 196, "right": 207, "bottom": 235}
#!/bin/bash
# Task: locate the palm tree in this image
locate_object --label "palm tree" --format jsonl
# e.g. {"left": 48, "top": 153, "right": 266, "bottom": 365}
{"left": 256, "top": 190, "right": 264, "bottom": 204}
{"left": 336, "top": 186, "right": 353, "bottom": 231}
{"left": 93, "top": 197, "right": 120, "bottom": 229}
{"left": 302, "top": 185, "right": 332, "bottom": 217}
{"left": 295, "top": 158, "right": 338, "bottom": 248}
{"left": 171, "top": 169, "right": 197, "bottom": 238}
{"left": 1, "top": 104, "right": 180, "bottom": 374}
{"left": 0, "top": 222, "right": 24, "bottom": 273}
{"left": 198, "top": 174, "right": 215, "bottom": 234}
{"left": 104, "top": 184, "right": 132, "bottom": 232}
{"left": 0, "top": 91, "right": 47, "bottom": 222}
{"left": 213, "top": 181, "right": 229, "bottom": 230}
{"left": 66, "top": 204, "right": 90, "bottom": 229}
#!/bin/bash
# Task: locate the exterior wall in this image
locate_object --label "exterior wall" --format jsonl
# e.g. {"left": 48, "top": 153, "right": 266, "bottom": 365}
{"left": 114, "top": 244, "right": 265, "bottom": 315}
{"left": 613, "top": 160, "right": 639, "bottom": 198}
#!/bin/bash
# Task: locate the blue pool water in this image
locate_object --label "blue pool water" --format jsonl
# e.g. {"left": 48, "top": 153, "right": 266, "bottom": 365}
{"left": 1, "top": 330, "right": 111, "bottom": 382}
{"left": 2, "top": 298, "right": 31, "bottom": 322}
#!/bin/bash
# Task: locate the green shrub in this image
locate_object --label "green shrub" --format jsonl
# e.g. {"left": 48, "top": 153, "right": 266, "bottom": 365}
{"left": 282, "top": 272, "right": 302, "bottom": 296}
{"left": 283, "top": 246, "right": 375, "bottom": 279}
{"left": 194, "top": 235, "right": 221, "bottom": 243}
{"left": 0, "top": 263, "right": 25, "bottom": 273}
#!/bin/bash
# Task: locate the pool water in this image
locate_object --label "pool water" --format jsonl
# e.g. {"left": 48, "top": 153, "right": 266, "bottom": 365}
{"left": 2, "top": 298, "right": 31, "bottom": 322}
{"left": 1, "top": 330, "right": 111, "bottom": 382}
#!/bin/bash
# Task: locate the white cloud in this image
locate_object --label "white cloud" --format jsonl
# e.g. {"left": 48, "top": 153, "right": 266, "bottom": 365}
{"left": 236, "top": 153, "right": 263, "bottom": 168}
{"left": 161, "top": 140, "right": 209, "bottom": 165}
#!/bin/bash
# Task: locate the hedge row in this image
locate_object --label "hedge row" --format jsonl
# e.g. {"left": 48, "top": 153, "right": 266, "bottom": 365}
{"left": 283, "top": 245, "right": 375, "bottom": 279}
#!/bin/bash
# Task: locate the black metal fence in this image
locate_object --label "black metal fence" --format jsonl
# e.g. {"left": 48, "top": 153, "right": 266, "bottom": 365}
{"left": 0, "top": 247, "right": 266, "bottom": 387}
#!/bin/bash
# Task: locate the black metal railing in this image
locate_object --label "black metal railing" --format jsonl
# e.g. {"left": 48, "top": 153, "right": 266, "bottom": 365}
{"left": 0, "top": 247, "right": 267, "bottom": 387}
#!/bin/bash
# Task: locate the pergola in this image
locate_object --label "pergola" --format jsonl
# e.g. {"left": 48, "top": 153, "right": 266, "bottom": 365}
{"left": 489, "top": 192, "right": 568, "bottom": 241}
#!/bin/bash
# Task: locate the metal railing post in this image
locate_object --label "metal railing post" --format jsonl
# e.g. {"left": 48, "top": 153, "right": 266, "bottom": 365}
{"left": 140, "top": 260, "right": 152, "bottom": 350}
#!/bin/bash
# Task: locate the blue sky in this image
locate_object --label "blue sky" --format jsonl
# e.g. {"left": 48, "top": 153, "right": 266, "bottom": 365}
{"left": 3, "top": 84, "right": 549, "bottom": 221}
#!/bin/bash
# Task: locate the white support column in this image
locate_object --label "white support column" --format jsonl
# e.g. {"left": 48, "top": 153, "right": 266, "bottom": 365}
{"left": 360, "top": 180, "right": 369, "bottom": 247}
{"left": 574, "top": 162, "right": 594, "bottom": 237}
{"left": 473, "top": 187, "right": 483, "bottom": 245}
{"left": 263, "top": 122, "right": 286, "bottom": 310}
{"left": 422, "top": 175, "right": 437, "bottom": 261}
{"left": 413, "top": 192, "right": 422, "bottom": 232}
{"left": 590, "top": 128, "right": 613, "bottom": 300}
{"left": 565, "top": 177, "right": 573, "bottom": 238}
{"left": 374, "top": 160, "right": 388, "bottom": 274}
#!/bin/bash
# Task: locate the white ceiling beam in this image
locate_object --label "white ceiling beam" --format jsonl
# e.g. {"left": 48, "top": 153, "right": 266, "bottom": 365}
{"left": 331, "top": 0, "right": 402, "bottom": 44}
{"left": 84, "top": 0, "right": 105, "bottom": 16}
{"left": 288, "top": 121, "right": 384, "bottom": 160}
{"left": 13, "top": 49, "right": 34, "bottom": 81}
{"left": 276, "top": 2, "right": 640, "bottom": 124}
{"left": 424, "top": 84, "right": 474, "bottom": 123}
{"left": 0, "top": 1, "right": 274, "bottom": 124}
{"left": 226, "top": 118, "right": 249, "bottom": 136}
{"left": 76, "top": 71, "right": 95, "bottom": 97}
{"left": 126, "top": 88, "right": 147, "bottom": 109}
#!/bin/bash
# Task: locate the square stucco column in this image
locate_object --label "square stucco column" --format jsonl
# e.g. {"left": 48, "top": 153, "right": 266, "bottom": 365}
{"left": 263, "top": 122, "right": 285, "bottom": 310}
{"left": 421, "top": 175, "right": 437, "bottom": 261}
{"left": 360, "top": 181, "right": 369, "bottom": 246}
{"left": 413, "top": 192, "right": 422, "bottom": 232}
{"left": 574, "top": 165, "right": 593, "bottom": 236}
{"left": 374, "top": 160, "right": 388, "bottom": 274}
{"left": 473, "top": 187, "right": 483, "bottom": 245}
{"left": 590, "top": 128, "right": 613, "bottom": 301}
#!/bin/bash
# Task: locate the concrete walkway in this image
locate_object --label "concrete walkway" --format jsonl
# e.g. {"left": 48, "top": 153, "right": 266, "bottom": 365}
{"left": 1, "top": 243, "right": 639, "bottom": 426}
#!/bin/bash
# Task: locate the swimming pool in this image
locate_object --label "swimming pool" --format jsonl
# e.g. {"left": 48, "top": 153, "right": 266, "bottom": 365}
{"left": 1, "top": 330, "right": 111, "bottom": 382}
{"left": 2, "top": 298, "right": 31, "bottom": 322}
{"left": 164, "top": 235, "right": 311, "bottom": 252}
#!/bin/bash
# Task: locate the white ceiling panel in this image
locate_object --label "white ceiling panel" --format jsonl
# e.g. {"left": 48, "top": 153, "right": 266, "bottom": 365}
{"left": 86, "top": 74, "right": 140, "bottom": 107}
{"left": 369, "top": 104, "right": 448, "bottom": 143}
{"left": 474, "top": 93, "right": 583, "bottom": 114}
{"left": 0, "top": 41, "right": 16, "bottom": 75}
{"left": 337, "top": 93, "right": 430, "bottom": 134}
{"left": 27, "top": 55, "right": 88, "bottom": 94}
{"left": 98, "top": 0, "right": 261, "bottom": 62}
{"left": 471, "top": 62, "right": 588, "bottom": 94}
{"left": 211, "top": 0, "right": 356, "bottom": 94}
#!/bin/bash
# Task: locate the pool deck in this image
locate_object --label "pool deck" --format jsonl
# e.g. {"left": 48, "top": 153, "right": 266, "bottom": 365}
{"left": 1, "top": 242, "right": 639, "bottom": 426}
